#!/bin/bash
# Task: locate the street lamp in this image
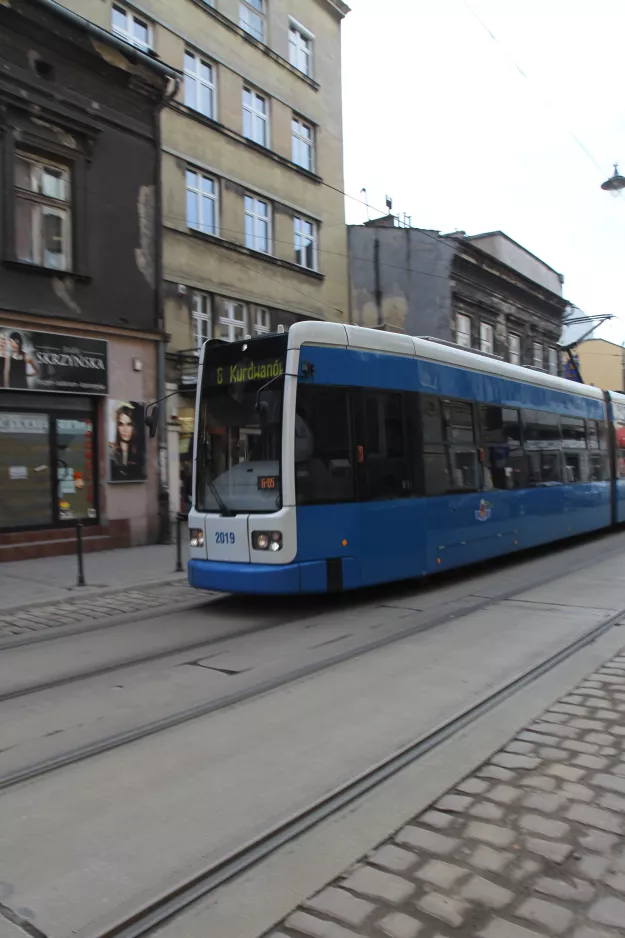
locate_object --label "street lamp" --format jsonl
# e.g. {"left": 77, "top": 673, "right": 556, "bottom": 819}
{"left": 601, "top": 164, "right": 625, "bottom": 196}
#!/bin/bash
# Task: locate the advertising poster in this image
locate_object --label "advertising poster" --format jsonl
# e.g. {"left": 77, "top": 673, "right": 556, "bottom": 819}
{"left": 108, "top": 400, "right": 147, "bottom": 483}
{"left": 0, "top": 327, "right": 108, "bottom": 395}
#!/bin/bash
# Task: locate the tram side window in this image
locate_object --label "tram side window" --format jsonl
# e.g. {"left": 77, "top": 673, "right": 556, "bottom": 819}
{"left": 561, "top": 416, "right": 586, "bottom": 483}
{"left": 443, "top": 399, "right": 478, "bottom": 491}
{"left": 614, "top": 417, "right": 625, "bottom": 480}
{"left": 295, "top": 385, "right": 355, "bottom": 505}
{"left": 585, "top": 420, "right": 609, "bottom": 481}
{"left": 480, "top": 406, "right": 527, "bottom": 490}
{"left": 524, "top": 410, "right": 562, "bottom": 485}
{"left": 420, "top": 395, "right": 450, "bottom": 496}
{"left": 359, "top": 390, "right": 413, "bottom": 500}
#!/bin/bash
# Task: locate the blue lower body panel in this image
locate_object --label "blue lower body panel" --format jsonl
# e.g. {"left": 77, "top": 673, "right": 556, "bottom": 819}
{"left": 189, "top": 558, "right": 336, "bottom": 595}
{"left": 189, "top": 484, "right": 613, "bottom": 595}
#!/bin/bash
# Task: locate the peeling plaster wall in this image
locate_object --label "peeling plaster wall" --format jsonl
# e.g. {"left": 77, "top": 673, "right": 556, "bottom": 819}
{"left": 348, "top": 227, "right": 456, "bottom": 338}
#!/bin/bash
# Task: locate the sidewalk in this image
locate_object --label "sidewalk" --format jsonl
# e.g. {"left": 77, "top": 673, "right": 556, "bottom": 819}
{"left": 269, "top": 647, "right": 625, "bottom": 938}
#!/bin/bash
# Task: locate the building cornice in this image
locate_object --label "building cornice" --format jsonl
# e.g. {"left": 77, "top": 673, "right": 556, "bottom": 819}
{"left": 317, "top": 0, "right": 351, "bottom": 18}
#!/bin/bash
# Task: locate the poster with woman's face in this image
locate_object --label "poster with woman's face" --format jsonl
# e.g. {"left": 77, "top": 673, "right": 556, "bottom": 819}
{"left": 108, "top": 401, "right": 147, "bottom": 483}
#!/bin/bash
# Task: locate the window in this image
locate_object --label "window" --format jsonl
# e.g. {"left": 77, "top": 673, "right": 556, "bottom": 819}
{"left": 240, "top": 0, "right": 265, "bottom": 42}
{"left": 186, "top": 169, "right": 218, "bottom": 236}
{"left": 289, "top": 19, "right": 313, "bottom": 76}
{"left": 253, "top": 307, "right": 271, "bottom": 335}
{"left": 112, "top": 4, "right": 150, "bottom": 51}
{"left": 192, "top": 292, "right": 212, "bottom": 352}
{"left": 480, "top": 406, "right": 527, "bottom": 490}
{"left": 244, "top": 195, "right": 271, "bottom": 253}
{"left": 532, "top": 341, "right": 543, "bottom": 369}
{"left": 184, "top": 51, "right": 215, "bottom": 119}
{"left": 456, "top": 314, "right": 471, "bottom": 348}
{"left": 14, "top": 153, "right": 72, "bottom": 271}
{"left": 218, "top": 299, "right": 247, "bottom": 342}
{"left": 561, "top": 416, "right": 586, "bottom": 449}
{"left": 528, "top": 451, "right": 562, "bottom": 485}
{"left": 294, "top": 216, "right": 318, "bottom": 271}
{"left": 548, "top": 347, "right": 558, "bottom": 376}
{"left": 291, "top": 117, "right": 314, "bottom": 171}
{"left": 480, "top": 322, "right": 494, "bottom": 355}
{"left": 509, "top": 333, "right": 521, "bottom": 365}
{"left": 523, "top": 409, "right": 560, "bottom": 447}
{"left": 443, "top": 400, "right": 479, "bottom": 490}
{"left": 524, "top": 409, "right": 561, "bottom": 485}
{"left": 243, "top": 88, "right": 268, "bottom": 147}
{"left": 295, "top": 385, "right": 355, "bottom": 505}
{"left": 358, "top": 391, "right": 413, "bottom": 500}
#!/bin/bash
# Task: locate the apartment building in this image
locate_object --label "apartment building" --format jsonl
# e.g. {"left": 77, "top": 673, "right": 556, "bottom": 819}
{"left": 52, "top": 0, "right": 350, "bottom": 511}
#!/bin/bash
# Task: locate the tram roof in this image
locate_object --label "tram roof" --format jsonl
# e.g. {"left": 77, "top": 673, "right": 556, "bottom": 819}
{"left": 287, "top": 321, "right": 605, "bottom": 403}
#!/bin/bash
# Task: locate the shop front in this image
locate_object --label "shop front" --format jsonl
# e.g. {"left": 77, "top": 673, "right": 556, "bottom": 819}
{"left": 0, "top": 326, "right": 107, "bottom": 533}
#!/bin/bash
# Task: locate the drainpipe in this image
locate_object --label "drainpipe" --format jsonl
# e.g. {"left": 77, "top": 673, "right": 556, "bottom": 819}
{"left": 374, "top": 235, "right": 383, "bottom": 327}
{"left": 154, "top": 78, "right": 180, "bottom": 544}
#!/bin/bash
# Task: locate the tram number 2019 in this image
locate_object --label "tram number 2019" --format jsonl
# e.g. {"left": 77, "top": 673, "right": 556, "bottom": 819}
{"left": 215, "top": 532, "right": 235, "bottom": 545}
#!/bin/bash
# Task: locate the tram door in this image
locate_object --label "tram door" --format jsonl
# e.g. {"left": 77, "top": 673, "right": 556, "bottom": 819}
{"left": 355, "top": 390, "right": 420, "bottom": 584}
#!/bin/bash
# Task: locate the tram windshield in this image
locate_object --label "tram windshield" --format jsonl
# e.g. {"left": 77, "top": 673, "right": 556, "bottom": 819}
{"left": 196, "top": 336, "right": 287, "bottom": 514}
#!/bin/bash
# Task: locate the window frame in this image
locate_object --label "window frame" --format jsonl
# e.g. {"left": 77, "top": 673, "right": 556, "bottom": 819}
{"left": 547, "top": 346, "right": 558, "bottom": 376}
{"left": 288, "top": 17, "right": 314, "bottom": 77}
{"left": 242, "top": 87, "right": 269, "bottom": 147}
{"left": 480, "top": 321, "right": 494, "bottom": 355}
{"left": 293, "top": 214, "right": 318, "bottom": 271}
{"left": 456, "top": 313, "right": 471, "bottom": 348}
{"left": 111, "top": 3, "right": 151, "bottom": 52}
{"left": 532, "top": 341, "right": 543, "bottom": 370}
{"left": 14, "top": 151, "right": 73, "bottom": 272}
{"left": 186, "top": 168, "right": 219, "bottom": 237}
{"left": 239, "top": 0, "right": 265, "bottom": 43}
{"left": 252, "top": 307, "right": 271, "bottom": 335}
{"left": 184, "top": 50, "right": 216, "bottom": 120}
{"left": 291, "top": 116, "right": 314, "bottom": 172}
{"left": 191, "top": 291, "right": 212, "bottom": 353}
{"left": 244, "top": 194, "right": 272, "bottom": 254}
{"left": 218, "top": 299, "right": 247, "bottom": 343}
{"left": 508, "top": 332, "right": 521, "bottom": 365}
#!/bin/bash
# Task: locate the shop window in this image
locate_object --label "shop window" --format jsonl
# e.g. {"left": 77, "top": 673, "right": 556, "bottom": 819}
{"left": 0, "top": 412, "right": 53, "bottom": 528}
{"left": 55, "top": 418, "right": 96, "bottom": 521}
{"left": 295, "top": 385, "right": 355, "bottom": 505}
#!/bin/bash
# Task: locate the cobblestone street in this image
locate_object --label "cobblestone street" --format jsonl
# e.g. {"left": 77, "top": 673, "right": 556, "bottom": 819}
{"left": 269, "top": 649, "right": 625, "bottom": 938}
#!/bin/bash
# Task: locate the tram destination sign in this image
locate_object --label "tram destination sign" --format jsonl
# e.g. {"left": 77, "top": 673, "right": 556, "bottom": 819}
{"left": 0, "top": 326, "right": 108, "bottom": 395}
{"left": 207, "top": 358, "right": 284, "bottom": 387}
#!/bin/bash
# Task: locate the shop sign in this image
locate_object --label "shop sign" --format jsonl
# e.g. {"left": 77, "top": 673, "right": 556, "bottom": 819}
{"left": 1, "top": 326, "right": 108, "bottom": 395}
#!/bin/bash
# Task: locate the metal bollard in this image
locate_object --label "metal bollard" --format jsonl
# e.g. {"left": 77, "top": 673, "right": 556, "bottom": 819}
{"left": 175, "top": 513, "right": 183, "bottom": 573}
{"left": 76, "top": 522, "right": 86, "bottom": 587}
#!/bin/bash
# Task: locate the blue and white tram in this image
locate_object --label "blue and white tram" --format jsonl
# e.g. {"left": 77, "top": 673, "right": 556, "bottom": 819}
{"left": 187, "top": 322, "right": 623, "bottom": 595}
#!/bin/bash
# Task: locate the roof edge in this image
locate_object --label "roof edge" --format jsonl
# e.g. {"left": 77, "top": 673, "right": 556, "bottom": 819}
{"left": 318, "top": 0, "right": 351, "bottom": 18}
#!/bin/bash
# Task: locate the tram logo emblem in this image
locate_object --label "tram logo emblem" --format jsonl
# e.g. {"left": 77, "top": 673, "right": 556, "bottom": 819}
{"left": 475, "top": 498, "right": 492, "bottom": 522}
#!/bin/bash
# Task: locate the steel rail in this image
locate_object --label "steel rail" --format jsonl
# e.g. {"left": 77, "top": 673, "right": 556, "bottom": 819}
{"left": 87, "top": 606, "right": 624, "bottom": 938}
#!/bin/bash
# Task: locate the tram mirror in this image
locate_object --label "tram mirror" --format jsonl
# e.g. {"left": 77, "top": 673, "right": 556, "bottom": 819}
{"left": 255, "top": 399, "right": 270, "bottom": 428}
{"left": 145, "top": 405, "right": 160, "bottom": 439}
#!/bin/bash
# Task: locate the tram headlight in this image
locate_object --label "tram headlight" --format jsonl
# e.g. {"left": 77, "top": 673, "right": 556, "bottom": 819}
{"left": 252, "top": 531, "right": 282, "bottom": 551}
{"left": 189, "top": 528, "right": 204, "bottom": 548}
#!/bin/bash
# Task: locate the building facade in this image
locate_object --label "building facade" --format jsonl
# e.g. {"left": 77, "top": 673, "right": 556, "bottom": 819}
{"left": 576, "top": 338, "right": 625, "bottom": 392}
{"left": 348, "top": 223, "right": 566, "bottom": 375}
{"left": 0, "top": 0, "right": 171, "bottom": 558}
{"left": 53, "top": 0, "right": 350, "bottom": 514}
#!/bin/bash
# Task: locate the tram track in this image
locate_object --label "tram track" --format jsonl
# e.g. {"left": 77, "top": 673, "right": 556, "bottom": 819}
{"left": 83, "top": 605, "right": 625, "bottom": 938}
{"left": 1, "top": 544, "right": 620, "bottom": 793}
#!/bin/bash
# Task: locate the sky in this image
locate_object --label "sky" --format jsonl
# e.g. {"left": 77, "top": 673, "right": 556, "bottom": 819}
{"left": 341, "top": 0, "right": 625, "bottom": 344}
